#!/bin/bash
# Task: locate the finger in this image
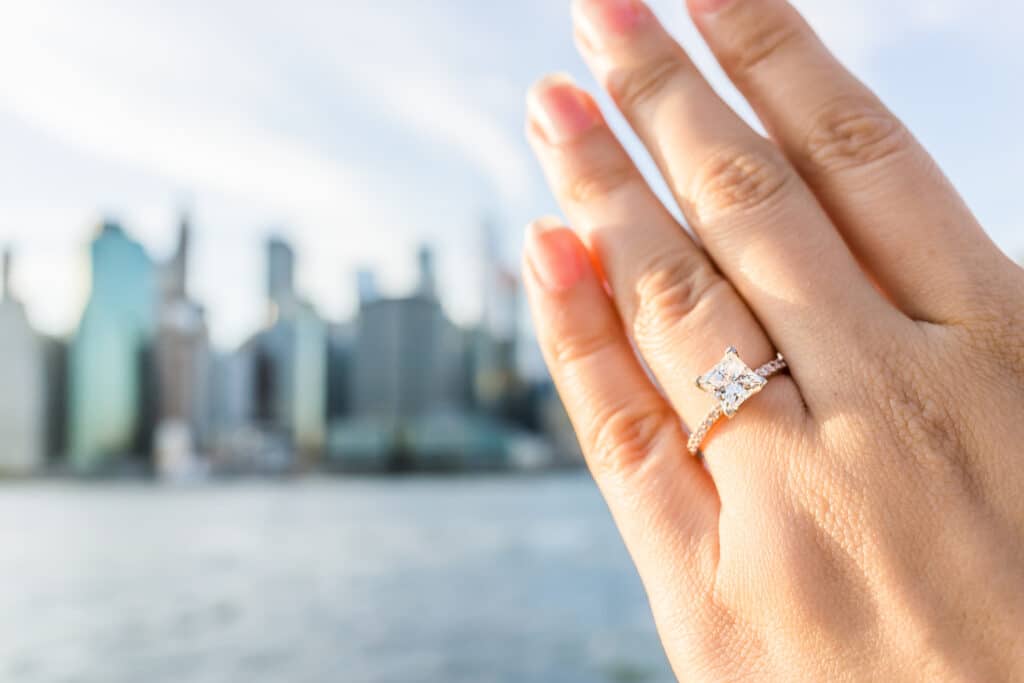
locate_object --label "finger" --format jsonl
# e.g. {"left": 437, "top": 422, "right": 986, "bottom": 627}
{"left": 570, "top": 0, "right": 897, "bottom": 377}
{"left": 522, "top": 218, "right": 719, "bottom": 620}
{"left": 687, "top": 0, "right": 1007, "bottom": 323}
{"left": 526, "top": 74, "right": 804, "bottom": 458}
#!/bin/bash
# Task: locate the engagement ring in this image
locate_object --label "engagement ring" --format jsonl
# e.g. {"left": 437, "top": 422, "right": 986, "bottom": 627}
{"left": 687, "top": 347, "right": 787, "bottom": 455}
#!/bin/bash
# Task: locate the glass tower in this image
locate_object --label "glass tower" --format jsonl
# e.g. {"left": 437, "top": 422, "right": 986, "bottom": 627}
{"left": 69, "top": 222, "right": 157, "bottom": 471}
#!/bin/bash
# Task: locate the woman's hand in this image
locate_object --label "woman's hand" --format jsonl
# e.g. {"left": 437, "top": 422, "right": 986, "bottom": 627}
{"left": 521, "top": 0, "right": 1024, "bottom": 679}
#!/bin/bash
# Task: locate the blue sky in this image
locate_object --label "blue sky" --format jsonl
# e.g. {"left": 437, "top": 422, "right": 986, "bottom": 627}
{"left": 1, "top": 0, "right": 1021, "bottom": 348}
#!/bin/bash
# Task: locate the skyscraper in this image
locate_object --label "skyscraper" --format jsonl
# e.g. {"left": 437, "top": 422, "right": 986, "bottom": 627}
{"left": 416, "top": 245, "right": 437, "bottom": 299}
{"left": 267, "top": 236, "right": 296, "bottom": 313}
{"left": 232, "top": 236, "right": 327, "bottom": 466}
{"left": 474, "top": 216, "right": 520, "bottom": 410}
{"left": 155, "top": 215, "right": 211, "bottom": 475}
{"left": 357, "top": 268, "right": 377, "bottom": 306}
{"left": 69, "top": 221, "right": 158, "bottom": 471}
{"left": 0, "top": 248, "right": 46, "bottom": 474}
{"left": 351, "top": 248, "right": 466, "bottom": 420}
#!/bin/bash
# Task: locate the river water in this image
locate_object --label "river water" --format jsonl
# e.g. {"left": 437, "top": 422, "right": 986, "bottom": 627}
{"left": 0, "top": 474, "right": 674, "bottom": 683}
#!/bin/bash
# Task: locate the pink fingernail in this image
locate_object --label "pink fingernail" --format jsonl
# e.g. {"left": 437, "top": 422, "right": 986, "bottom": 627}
{"left": 527, "top": 74, "right": 600, "bottom": 144}
{"left": 573, "top": 0, "right": 649, "bottom": 45}
{"left": 526, "top": 221, "right": 586, "bottom": 292}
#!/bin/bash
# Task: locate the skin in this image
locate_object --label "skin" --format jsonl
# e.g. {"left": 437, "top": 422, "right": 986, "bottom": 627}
{"left": 521, "top": 0, "right": 1024, "bottom": 680}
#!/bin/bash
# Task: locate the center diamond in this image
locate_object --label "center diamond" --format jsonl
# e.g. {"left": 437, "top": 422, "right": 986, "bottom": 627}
{"left": 696, "top": 347, "right": 767, "bottom": 418}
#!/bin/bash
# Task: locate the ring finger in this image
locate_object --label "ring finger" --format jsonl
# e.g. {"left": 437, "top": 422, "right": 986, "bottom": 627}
{"left": 527, "top": 75, "right": 805, "bottom": 501}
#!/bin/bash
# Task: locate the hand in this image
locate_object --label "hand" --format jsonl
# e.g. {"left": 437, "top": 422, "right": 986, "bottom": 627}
{"left": 521, "top": 0, "right": 1024, "bottom": 680}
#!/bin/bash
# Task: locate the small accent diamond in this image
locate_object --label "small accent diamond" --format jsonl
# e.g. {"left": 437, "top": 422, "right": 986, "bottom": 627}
{"left": 696, "top": 346, "right": 767, "bottom": 418}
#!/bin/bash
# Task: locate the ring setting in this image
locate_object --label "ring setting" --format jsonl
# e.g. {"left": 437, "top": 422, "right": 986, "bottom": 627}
{"left": 687, "top": 346, "right": 787, "bottom": 455}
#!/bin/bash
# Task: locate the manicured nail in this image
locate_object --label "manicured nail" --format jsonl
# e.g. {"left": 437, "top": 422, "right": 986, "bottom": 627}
{"left": 572, "top": 0, "right": 649, "bottom": 47}
{"left": 688, "top": 0, "right": 734, "bottom": 15}
{"left": 526, "top": 219, "right": 586, "bottom": 292}
{"left": 527, "top": 74, "right": 600, "bottom": 145}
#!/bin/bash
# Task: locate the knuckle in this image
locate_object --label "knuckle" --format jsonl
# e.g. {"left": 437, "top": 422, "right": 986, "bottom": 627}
{"left": 691, "top": 146, "right": 791, "bottom": 221}
{"left": 959, "top": 279, "right": 1024, "bottom": 374}
{"left": 891, "top": 389, "right": 977, "bottom": 495}
{"left": 721, "top": 19, "right": 802, "bottom": 81}
{"left": 588, "top": 403, "right": 675, "bottom": 479}
{"left": 1005, "top": 309, "right": 1024, "bottom": 374}
{"left": 803, "top": 97, "right": 910, "bottom": 172}
{"left": 546, "top": 323, "right": 615, "bottom": 370}
{"left": 632, "top": 250, "right": 725, "bottom": 344}
{"left": 871, "top": 351, "right": 979, "bottom": 497}
{"left": 561, "top": 160, "right": 639, "bottom": 205}
{"left": 607, "top": 52, "right": 685, "bottom": 113}
{"left": 962, "top": 309, "right": 1021, "bottom": 368}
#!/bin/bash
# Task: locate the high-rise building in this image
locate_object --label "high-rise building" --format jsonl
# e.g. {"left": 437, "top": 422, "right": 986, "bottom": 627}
{"left": 357, "top": 269, "right": 377, "bottom": 306}
{"left": 69, "top": 221, "right": 157, "bottom": 471}
{"left": 351, "top": 251, "right": 466, "bottom": 419}
{"left": 0, "top": 248, "right": 46, "bottom": 474}
{"left": 416, "top": 245, "right": 437, "bottom": 299}
{"left": 231, "top": 236, "right": 327, "bottom": 467}
{"left": 41, "top": 336, "right": 69, "bottom": 463}
{"left": 290, "top": 300, "right": 327, "bottom": 456}
{"left": 155, "top": 215, "right": 211, "bottom": 474}
{"left": 474, "top": 216, "right": 521, "bottom": 410}
{"left": 267, "top": 236, "right": 295, "bottom": 312}
{"left": 326, "top": 322, "right": 355, "bottom": 421}
{"left": 331, "top": 245, "right": 513, "bottom": 472}
{"left": 163, "top": 213, "right": 190, "bottom": 300}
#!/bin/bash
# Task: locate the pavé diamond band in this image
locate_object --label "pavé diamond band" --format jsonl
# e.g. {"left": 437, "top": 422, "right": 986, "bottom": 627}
{"left": 687, "top": 347, "right": 788, "bottom": 456}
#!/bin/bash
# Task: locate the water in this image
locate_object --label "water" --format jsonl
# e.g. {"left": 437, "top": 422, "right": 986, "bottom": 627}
{"left": 0, "top": 474, "right": 675, "bottom": 683}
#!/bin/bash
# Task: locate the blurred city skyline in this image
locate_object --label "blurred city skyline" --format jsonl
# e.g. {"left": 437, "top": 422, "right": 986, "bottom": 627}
{"left": 0, "top": 218, "right": 579, "bottom": 477}
{"left": 1, "top": 0, "right": 1021, "bottom": 349}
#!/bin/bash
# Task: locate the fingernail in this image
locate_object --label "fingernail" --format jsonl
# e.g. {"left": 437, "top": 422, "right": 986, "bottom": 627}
{"left": 573, "top": 0, "right": 649, "bottom": 46}
{"left": 527, "top": 74, "right": 600, "bottom": 144}
{"left": 688, "top": 0, "right": 734, "bottom": 15}
{"left": 526, "top": 219, "right": 586, "bottom": 292}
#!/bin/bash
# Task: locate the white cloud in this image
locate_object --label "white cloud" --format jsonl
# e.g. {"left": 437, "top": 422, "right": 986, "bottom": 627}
{"left": 266, "top": 2, "right": 534, "bottom": 203}
{"left": 0, "top": 1, "right": 535, "bottom": 343}
{"left": 0, "top": 3, "right": 400, "bottom": 225}
{"left": 0, "top": 0, "right": 1018, "bottom": 344}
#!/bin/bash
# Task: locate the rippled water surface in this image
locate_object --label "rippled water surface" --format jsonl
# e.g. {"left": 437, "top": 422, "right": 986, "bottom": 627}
{"left": 0, "top": 474, "right": 674, "bottom": 682}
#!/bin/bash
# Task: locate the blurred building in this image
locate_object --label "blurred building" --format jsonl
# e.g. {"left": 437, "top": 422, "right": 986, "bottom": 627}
{"left": 268, "top": 237, "right": 295, "bottom": 311}
{"left": 326, "top": 321, "right": 355, "bottom": 421}
{"left": 416, "top": 245, "right": 437, "bottom": 299}
{"left": 330, "top": 245, "right": 511, "bottom": 471}
{"left": 220, "top": 236, "right": 327, "bottom": 470}
{"left": 69, "top": 221, "right": 158, "bottom": 471}
{"left": 356, "top": 268, "right": 377, "bottom": 306}
{"left": 0, "top": 248, "right": 46, "bottom": 474}
{"left": 350, "top": 246, "right": 466, "bottom": 419}
{"left": 154, "top": 215, "right": 212, "bottom": 476}
{"left": 473, "top": 217, "right": 521, "bottom": 412}
{"left": 350, "top": 297, "right": 467, "bottom": 419}
{"left": 41, "top": 337, "right": 69, "bottom": 464}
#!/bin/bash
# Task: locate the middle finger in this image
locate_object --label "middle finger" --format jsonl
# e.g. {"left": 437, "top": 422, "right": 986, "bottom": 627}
{"left": 571, "top": 0, "right": 897, "bottom": 402}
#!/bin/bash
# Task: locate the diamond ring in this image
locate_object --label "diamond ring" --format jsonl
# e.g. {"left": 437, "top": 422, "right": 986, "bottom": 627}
{"left": 687, "top": 346, "right": 788, "bottom": 455}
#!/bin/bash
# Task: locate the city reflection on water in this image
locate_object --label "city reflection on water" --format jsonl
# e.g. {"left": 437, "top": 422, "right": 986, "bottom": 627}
{"left": 0, "top": 474, "right": 673, "bottom": 683}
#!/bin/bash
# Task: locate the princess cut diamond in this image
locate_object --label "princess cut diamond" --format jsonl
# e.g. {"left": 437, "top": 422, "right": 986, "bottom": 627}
{"left": 696, "top": 347, "right": 767, "bottom": 418}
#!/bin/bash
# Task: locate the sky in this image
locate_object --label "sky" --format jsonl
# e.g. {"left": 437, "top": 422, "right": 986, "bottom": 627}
{"left": 0, "top": 0, "right": 1021, "bottom": 349}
